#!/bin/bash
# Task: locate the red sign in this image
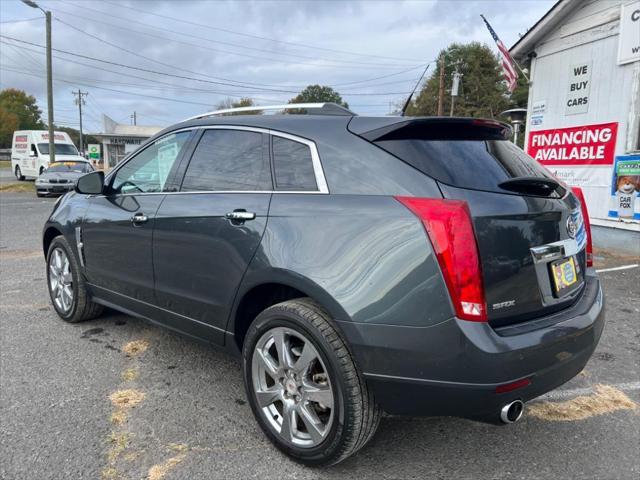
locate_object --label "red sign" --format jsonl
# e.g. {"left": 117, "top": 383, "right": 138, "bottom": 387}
{"left": 527, "top": 122, "right": 618, "bottom": 166}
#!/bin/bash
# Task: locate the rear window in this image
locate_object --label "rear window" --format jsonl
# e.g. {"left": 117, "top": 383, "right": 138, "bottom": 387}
{"left": 46, "top": 161, "right": 93, "bottom": 173}
{"left": 374, "top": 138, "right": 553, "bottom": 194}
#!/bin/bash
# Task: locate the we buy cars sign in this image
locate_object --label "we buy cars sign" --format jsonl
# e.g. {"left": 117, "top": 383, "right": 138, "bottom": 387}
{"left": 527, "top": 122, "right": 618, "bottom": 166}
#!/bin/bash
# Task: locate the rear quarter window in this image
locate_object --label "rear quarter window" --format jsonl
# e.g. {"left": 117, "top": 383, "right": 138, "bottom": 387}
{"left": 272, "top": 136, "right": 318, "bottom": 191}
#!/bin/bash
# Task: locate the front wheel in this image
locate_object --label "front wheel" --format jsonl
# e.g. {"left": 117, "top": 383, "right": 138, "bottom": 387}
{"left": 15, "top": 165, "right": 25, "bottom": 181}
{"left": 46, "top": 235, "right": 103, "bottom": 323}
{"left": 243, "top": 298, "right": 381, "bottom": 466}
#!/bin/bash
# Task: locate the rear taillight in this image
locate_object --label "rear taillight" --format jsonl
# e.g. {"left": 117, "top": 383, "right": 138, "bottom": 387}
{"left": 395, "top": 197, "right": 487, "bottom": 322}
{"left": 571, "top": 187, "right": 593, "bottom": 267}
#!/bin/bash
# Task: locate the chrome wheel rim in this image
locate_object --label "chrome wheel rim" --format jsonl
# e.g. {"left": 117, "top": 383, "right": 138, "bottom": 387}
{"left": 49, "top": 247, "right": 73, "bottom": 313}
{"left": 251, "top": 326, "right": 334, "bottom": 448}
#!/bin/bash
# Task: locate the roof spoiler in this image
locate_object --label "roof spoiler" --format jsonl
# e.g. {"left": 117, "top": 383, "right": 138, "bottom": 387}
{"left": 348, "top": 117, "right": 512, "bottom": 142}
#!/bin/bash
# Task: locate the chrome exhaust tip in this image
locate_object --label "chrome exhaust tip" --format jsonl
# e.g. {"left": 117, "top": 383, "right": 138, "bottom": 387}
{"left": 500, "top": 400, "right": 524, "bottom": 424}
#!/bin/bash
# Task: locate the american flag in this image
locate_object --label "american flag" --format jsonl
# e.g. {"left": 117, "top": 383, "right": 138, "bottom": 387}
{"left": 481, "top": 14, "right": 519, "bottom": 93}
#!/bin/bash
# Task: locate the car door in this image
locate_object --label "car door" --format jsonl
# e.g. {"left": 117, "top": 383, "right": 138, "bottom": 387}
{"left": 81, "top": 130, "right": 194, "bottom": 304}
{"left": 153, "top": 128, "right": 272, "bottom": 342}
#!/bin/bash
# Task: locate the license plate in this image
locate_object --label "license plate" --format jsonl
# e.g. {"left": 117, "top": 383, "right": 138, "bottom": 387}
{"left": 550, "top": 257, "right": 579, "bottom": 295}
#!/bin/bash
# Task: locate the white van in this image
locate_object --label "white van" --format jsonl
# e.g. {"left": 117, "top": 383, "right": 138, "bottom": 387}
{"left": 11, "top": 130, "right": 85, "bottom": 180}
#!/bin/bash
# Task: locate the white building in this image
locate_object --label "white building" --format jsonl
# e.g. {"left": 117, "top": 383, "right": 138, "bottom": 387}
{"left": 92, "top": 115, "right": 163, "bottom": 169}
{"left": 511, "top": 0, "right": 639, "bottom": 253}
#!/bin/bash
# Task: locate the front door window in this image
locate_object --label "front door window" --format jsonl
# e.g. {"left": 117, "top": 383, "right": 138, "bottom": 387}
{"left": 111, "top": 131, "right": 191, "bottom": 194}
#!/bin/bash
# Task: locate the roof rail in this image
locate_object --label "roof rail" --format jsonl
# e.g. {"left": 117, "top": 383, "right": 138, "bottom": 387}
{"left": 182, "top": 102, "right": 355, "bottom": 122}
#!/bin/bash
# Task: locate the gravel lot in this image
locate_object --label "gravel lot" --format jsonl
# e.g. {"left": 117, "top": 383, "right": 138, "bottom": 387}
{"left": 1, "top": 190, "right": 638, "bottom": 480}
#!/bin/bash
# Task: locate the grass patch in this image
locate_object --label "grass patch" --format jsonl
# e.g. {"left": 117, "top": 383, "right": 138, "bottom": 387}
{"left": 109, "top": 389, "right": 145, "bottom": 409}
{"left": 123, "top": 339, "right": 150, "bottom": 357}
{"left": 0, "top": 182, "right": 34, "bottom": 193}
{"left": 147, "top": 453, "right": 187, "bottom": 480}
{"left": 110, "top": 410, "right": 128, "bottom": 426}
{"left": 0, "top": 160, "right": 11, "bottom": 169}
{"left": 528, "top": 384, "right": 637, "bottom": 421}
{"left": 121, "top": 367, "right": 139, "bottom": 382}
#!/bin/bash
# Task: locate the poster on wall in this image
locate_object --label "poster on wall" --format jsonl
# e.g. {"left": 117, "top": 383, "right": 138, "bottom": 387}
{"left": 527, "top": 122, "right": 618, "bottom": 166}
{"left": 617, "top": 1, "right": 640, "bottom": 65}
{"left": 565, "top": 62, "right": 591, "bottom": 115}
{"left": 608, "top": 154, "right": 640, "bottom": 221}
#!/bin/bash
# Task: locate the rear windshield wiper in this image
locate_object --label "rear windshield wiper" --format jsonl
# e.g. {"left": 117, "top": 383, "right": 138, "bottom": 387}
{"left": 498, "top": 176, "right": 563, "bottom": 196}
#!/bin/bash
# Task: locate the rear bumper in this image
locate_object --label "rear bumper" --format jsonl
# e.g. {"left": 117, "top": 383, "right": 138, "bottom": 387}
{"left": 337, "top": 273, "right": 604, "bottom": 423}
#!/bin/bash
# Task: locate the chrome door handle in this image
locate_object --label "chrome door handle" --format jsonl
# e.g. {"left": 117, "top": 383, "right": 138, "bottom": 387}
{"left": 131, "top": 213, "right": 149, "bottom": 224}
{"left": 226, "top": 211, "right": 256, "bottom": 221}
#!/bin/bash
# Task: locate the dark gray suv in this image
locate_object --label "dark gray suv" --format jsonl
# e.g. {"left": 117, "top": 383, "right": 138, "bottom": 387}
{"left": 43, "top": 104, "right": 604, "bottom": 465}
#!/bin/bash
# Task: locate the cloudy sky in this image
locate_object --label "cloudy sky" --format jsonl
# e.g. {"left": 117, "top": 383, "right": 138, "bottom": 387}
{"left": 0, "top": 0, "right": 553, "bottom": 132}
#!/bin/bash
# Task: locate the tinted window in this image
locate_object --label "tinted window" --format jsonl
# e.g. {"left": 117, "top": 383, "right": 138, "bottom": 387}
{"left": 182, "top": 130, "right": 271, "bottom": 191}
{"left": 111, "top": 131, "right": 191, "bottom": 194}
{"left": 272, "top": 136, "right": 317, "bottom": 191}
{"left": 375, "top": 139, "right": 552, "bottom": 194}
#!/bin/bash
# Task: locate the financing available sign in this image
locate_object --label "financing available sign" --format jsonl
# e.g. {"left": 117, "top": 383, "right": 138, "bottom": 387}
{"left": 527, "top": 122, "right": 618, "bottom": 166}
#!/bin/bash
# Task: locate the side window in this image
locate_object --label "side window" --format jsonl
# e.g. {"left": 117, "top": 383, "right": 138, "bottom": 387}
{"left": 181, "top": 130, "right": 271, "bottom": 191}
{"left": 111, "top": 131, "right": 191, "bottom": 194}
{"left": 272, "top": 136, "right": 318, "bottom": 191}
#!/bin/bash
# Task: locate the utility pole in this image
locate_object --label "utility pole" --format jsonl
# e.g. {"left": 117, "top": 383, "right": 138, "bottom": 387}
{"left": 72, "top": 90, "right": 88, "bottom": 154}
{"left": 131, "top": 111, "right": 137, "bottom": 125}
{"left": 437, "top": 53, "right": 445, "bottom": 116}
{"left": 21, "top": 1, "right": 55, "bottom": 162}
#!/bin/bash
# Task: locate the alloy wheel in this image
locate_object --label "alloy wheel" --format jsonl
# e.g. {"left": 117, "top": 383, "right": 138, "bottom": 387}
{"left": 251, "top": 326, "right": 334, "bottom": 448}
{"left": 49, "top": 247, "right": 74, "bottom": 313}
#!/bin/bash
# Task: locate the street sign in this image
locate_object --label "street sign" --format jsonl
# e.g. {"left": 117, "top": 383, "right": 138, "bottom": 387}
{"left": 88, "top": 144, "right": 100, "bottom": 160}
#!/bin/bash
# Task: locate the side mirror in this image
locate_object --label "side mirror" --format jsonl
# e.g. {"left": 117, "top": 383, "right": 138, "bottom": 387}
{"left": 29, "top": 150, "right": 37, "bottom": 157}
{"left": 75, "top": 171, "right": 105, "bottom": 195}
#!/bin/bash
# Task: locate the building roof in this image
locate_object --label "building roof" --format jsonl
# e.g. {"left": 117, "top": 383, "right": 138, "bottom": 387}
{"left": 90, "top": 114, "right": 163, "bottom": 138}
{"left": 509, "top": 0, "right": 582, "bottom": 61}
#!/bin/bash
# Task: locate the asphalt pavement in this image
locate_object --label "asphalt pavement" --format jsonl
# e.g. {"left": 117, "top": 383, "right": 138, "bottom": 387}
{"left": 1, "top": 191, "right": 638, "bottom": 480}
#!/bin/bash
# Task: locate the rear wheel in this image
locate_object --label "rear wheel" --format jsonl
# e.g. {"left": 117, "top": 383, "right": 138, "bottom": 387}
{"left": 15, "top": 165, "right": 25, "bottom": 181}
{"left": 46, "top": 235, "right": 103, "bottom": 323}
{"left": 242, "top": 298, "right": 380, "bottom": 466}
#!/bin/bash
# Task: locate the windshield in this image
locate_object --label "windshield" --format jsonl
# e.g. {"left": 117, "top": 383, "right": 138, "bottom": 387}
{"left": 45, "top": 161, "right": 93, "bottom": 173}
{"left": 38, "top": 143, "right": 79, "bottom": 155}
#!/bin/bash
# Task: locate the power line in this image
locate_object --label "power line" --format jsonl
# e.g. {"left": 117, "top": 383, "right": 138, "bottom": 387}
{"left": 0, "top": 36, "right": 413, "bottom": 96}
{"left": 0, "top": 16, "right": 41, "bottom": 24}
{"left": 1, "top": 40, "right": 286, "bottom": 102}
{"left": 98, "top": 0, "right": 424, "bottom": 63}
{"left": 53, "top": 2, "right": 418, "bottom": 69}
{"left": 1, "top": 66, "right": 215, "bottom": 107}
{"left": 1, "top": 65, "right": 394, "bottom": 110}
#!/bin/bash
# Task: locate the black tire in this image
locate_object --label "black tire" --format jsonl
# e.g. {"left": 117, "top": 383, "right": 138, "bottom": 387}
{"left": 15, "top": 165, "right": 25, "bottom": 181}
{"left": 242, "top": 298, "right": 381, "bottom": 466}
{"left": 46, "top": 235, "right": 103, "bottom": 323}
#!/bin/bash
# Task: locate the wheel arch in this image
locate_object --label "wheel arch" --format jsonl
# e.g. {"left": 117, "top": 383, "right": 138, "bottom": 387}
{"left": 43, "top": 225, "right": 63, "bottom": 257}
{"left": 228, "top": 270, "right": 351, "bottom": 353}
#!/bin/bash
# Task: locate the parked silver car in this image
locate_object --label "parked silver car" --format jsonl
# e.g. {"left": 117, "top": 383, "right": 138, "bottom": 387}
{"left": 35, "top": 160, "right": 94, "bottom": 197}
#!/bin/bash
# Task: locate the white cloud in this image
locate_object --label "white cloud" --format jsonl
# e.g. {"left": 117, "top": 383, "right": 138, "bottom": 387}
{"left": 0, "top": 0, "right": 553, "bottom": 131}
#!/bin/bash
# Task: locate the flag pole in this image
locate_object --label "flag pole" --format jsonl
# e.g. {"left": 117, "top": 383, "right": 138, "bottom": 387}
{"left": 480, "top": 14, "right": 530, "bottom": 84}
